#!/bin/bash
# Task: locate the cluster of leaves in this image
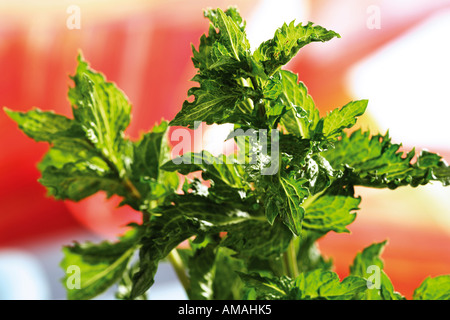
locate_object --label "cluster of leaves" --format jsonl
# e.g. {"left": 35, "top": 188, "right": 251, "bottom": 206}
{"left": 4, "top": 7, "right": 450, "bottom": 300}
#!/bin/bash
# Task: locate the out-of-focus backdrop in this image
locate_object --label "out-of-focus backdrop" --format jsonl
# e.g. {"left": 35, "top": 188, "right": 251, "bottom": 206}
{"left": 0, "top": 0, "right": 449, "bottom": 299}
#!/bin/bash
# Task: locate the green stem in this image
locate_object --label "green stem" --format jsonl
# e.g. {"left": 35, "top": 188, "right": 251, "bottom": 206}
{"left": 282, "top": 251, "right": 290, "bottom": 276}
{"left": 167, "top": 249, "right": 191, "bottom": 293}
{"left": 124, "top": 177, "right": 142, "bottom": 200}
{"left": 283, "top": 237, "right": 299, "bottom": 278}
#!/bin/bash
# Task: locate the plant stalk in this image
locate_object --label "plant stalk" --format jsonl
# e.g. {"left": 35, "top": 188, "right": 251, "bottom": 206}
{"left": 124, "top": 177, "right": 142, "bottom": 200}
{"left": 283, "top": 238, "right": 299, "bottom": 278}
{"left": 167, "top": 249, "right": 191, "bottom": 293}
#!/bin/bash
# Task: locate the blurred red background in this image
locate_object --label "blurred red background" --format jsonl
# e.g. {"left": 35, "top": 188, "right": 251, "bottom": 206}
{"left": 1, "top": 0, "right": 449, "bottom": 299}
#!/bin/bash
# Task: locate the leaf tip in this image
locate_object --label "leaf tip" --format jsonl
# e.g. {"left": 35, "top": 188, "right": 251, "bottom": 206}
{"left": 3, "top": 106, "right": 14, "bottom": 119}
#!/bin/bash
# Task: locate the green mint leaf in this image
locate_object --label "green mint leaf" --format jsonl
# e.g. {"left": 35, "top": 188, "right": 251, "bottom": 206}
{"left": 350, "top": 240, "right": 387, "bottom": 275}
{"left": 116, "top": 261, "right": 147, "bottom": 300}
{"left": 238, "top": 272, "right": 293, "bottom": 300}
{"left": 321, "top": 100, "right": 368, "bottom": 139}
{"left": 413, "top": 275, "right": 450, "bottom": 300}
{"left": 204, "top": 7, "right": 246, "bottom": 32}
{"left": 4, "top": 108, "right": 75, "bottom": 142}
{"left": 253, "top": 21, "right": 340, "bottom": 76}
{"left": 130, "top": 120, "right": 178, "bottom": 209}
{"left": 191, "top": 29, "right": 220, "bottom": 72}
{"left": 182, "top": 244, "right": 247, "bottom": 300}
{"left": 169, "top": 76, "right": 256, "bottom": 128}
{"left": 265, "top": 100, "right": 288, "bottom": 129}
{"left": 172, "top": 7, "right": 262, "bottom": 129}
{"left": 209, "top": 43, "right": 242, "bottom": 71}
{"left": 278, "top": 70, "right": 319, "bottom": 138}
{"left": 181, "top": 175, "right": 258, "bottom": 219}
{"left": 162, "top": 151, "right": 259, "bottom": 212}
{"left": 204, "top": 8, "right": 250, "bottom": 61}
{"left": 212, "top": 247, "right": 247, "bottom": 300}
{"left": 302, "top": 185, "right": 360, "bottom": 234}
{"left": 279, "top": 176, "right": 309, "bottom": 235}
{"left": 323, "top": 129, "right": 450, "bottom": 188}
{"left": 294, "top": 270, "right": 368, "bottom": 300}
{"left": 132, "top": 121, "right": 171, "bottom": 180}
{"left": 61, "top": 229, "right": 140, "bottom": 300}
{"left": 186, "top": 235, "right": 219, "bottom": 300}
{"left": 349, "top": 241, "right": 404, "bottom": 300}
{"left": 220, "top": 219, "right": 293, "bottom": 260}
{"left": 161, "top": 151, "right": 250, "bottom": 190}
{"left": 279, "top": 134, "right": 313, "bottom": 167}
{"left": 433, "top": 166, "right": 450, "bottom": 185}
{"left": 39, "top": 163, "right": 126, "bottom": 201}
{"left": 36, "top": 136, "right": 124, "bottom": 202}
{"left": 38, "top": 138, "right": 109, "bottom": 173}
{"left": 5, "top": 61, "right": 138, "bottom": 204}
{"left": 262, "top": 75, "right": 282, "bottom": 100}
{"left": 192, "top": 7, "right": 246, "bottom": 74}
{"left": 240, "top": 270, "right": 367, "bottom": 300}
{"left": 297, "top": 230, "right": 333, "bottom": 273}
{"left": 282, "top": 145, "right": 342, "bottom": 196}
{"left": 131, "top": 216, "right": 191, "bottom": 298}
{"left": 69, "top": 54, "right": 132, "bottom": 176}
{"left": 264, "top": 176, "right": 309, "bottom": 236}
{"left": 191, "top": 7, "right": 253, "bottom": 77}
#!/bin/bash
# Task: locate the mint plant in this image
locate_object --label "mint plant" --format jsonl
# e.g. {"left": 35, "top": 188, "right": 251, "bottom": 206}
{"left": 5, "top": 7, "right": 450, "bottom": 300}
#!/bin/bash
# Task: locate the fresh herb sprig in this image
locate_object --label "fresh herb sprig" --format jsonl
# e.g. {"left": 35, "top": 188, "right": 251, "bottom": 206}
{"left": 5, "top": 7, "right": 450, "bottom": 300}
